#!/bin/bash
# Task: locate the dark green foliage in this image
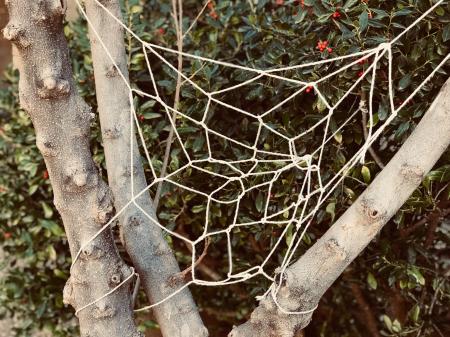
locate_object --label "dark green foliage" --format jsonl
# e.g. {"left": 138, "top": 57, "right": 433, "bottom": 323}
{"left": 1, "top": 0, "right": 449, "bottom": 336}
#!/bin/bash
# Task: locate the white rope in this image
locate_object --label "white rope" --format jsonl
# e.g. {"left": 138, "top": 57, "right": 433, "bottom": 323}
{"left": 72, "top": 0, "right": 448, "bottom": 315}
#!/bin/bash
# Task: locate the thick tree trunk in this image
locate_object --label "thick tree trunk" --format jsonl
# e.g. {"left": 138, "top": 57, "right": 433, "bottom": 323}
{"left": 81, "top": 1, "right": 207, "bottom": 336}
{"left": 229, "top": 77, "right": 450, "bottom": 337}
{"left": 3, "top": 1, "right": 141, "bottom": 337}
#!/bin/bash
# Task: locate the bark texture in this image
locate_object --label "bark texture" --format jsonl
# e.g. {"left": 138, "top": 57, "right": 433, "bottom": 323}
{"left": 3, "top": 1, "right": 141, "bottom": 337}
{"left": 229, "top": 77, "right": 450, "bottom": 337}
{"left": 83, "top": 1, "right": 208, "bottom": 336}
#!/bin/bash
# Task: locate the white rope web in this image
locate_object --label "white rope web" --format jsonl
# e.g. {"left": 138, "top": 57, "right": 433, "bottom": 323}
{"left": 72, "top": 0, "right": 449, "bottom": 316}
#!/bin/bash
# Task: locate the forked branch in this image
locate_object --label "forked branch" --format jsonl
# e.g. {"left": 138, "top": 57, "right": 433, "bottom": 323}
{"left": 230, "top": 78, "right": 450, "bottom": 337}
{"left": 82, "top": 0, "right": 207, "bottom": 336}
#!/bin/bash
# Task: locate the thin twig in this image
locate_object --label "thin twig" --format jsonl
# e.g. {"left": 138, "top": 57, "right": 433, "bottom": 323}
{"left": 177, "top": 223, "right": 222, "bottom": 281}
{"left": 360, "top": 92, "right": 385, "bottom": 169}
{"left": 180, "top": 63, "right": 207, "bottom": 86}
{"left": 169, "top": 237, "right": 212, "bottom": 285}
{"left": 179, "top": 237, "right": 211, "bottom": 280}
{"left": 131, "top": 273, "right": 140, "bottom": 309}
{"left": 153, "top": 0, "right": 184, "bottom": 210}
{"left": 182, "top": 1, "right": 211, "bottom": 40}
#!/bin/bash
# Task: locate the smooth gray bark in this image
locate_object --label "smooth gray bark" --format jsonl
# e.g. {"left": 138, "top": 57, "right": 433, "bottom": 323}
{"left": 229, "top": 77, "right": 450, "bottom": 337}
{"left": 82, "top": 1, "right": 207, "bottom": 336}
{"left": 3, "top": 1, "right": 141, "bottom": 337}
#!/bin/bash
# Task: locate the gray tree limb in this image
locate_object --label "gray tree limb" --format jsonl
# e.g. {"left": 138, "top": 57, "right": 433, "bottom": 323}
{"left": 82, "top": 1, "right": 207, "bottom": 336}
{"left": 229, "top": 77, "right": 450, "bottom": 337}
{"left": 3, "top": 1, "right": 142, "bottom": 337}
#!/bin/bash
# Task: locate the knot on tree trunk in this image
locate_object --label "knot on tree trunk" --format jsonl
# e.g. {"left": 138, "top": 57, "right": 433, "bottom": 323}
{"left": 94, "top": 183, "right": 115, "bottom": 225}
{"left": 38, "top": 76, "right": 70, "bottom": 99}
{"left": 34, "top": 0, "right": 66, "bottom": 23}
{"left": 36, "top": 135, "right": 59, "bottom": 157}
{"left": 2, "top": 22, "right": 29, "bottom": 48}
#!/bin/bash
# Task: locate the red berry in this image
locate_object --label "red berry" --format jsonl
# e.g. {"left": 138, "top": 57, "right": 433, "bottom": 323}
{"left": 305, "top": 86, "right": 313, "bottom": 93}
{"left": 332, "top": 11, "right": 341, "bottom": 19}
{"left": 157, "top": 28, "right": 165, "bottom": 35}
{"left": 139, "top": 115, "right": 145, "bottom": 122}
{"left": 276, "top": 0, "right": 284, "bottom": 5}
{"left": 209, "top": 11, "right": 219, "bottom": 20}
{"left": 43, "top": 170, "right": 49, "bottom": 180}
{"left": 327, "top": 47, "right": 333, "bottom": 53}
{"left": 207, "top": 1, "right": 214, "bottom": 10}
{"left": 3, "top": 232, "right": 12, "bottom": 239}
{"left": 358, "top": 71, "right": 364, "bottom": 77}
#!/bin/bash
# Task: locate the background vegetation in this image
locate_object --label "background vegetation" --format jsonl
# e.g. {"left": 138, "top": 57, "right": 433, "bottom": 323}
{"left": 1, "top": 0, "right": 449, "bottom": 336}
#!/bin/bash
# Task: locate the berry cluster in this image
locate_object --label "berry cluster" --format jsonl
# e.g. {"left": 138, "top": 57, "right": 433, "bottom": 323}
{"left": 316, "top": 40, "right": 332, "bottom": 53}
{"left": 208, "top": 1, "right": 219, "bottom": 20}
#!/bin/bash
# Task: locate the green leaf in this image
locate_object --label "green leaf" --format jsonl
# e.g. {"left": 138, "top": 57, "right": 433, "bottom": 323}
{"left": 130, "top": 5, "right": 143, "bottom": 14}
{"left": 47, "top": 245, "right": 57, "bottom": 261}
{"left": 140, "top": 100, "right": 157, "bottom": 110}
{"left": 361, "top": 166, "right": 371, "bottom": 183}
{"left": 326, "top": 202, "right": 335, "bottom": 222}
{"left": 142, "top": 112, "right": 161, "bottom": 119}
{"left": 39, "top": 220, "right": 64, "bottom": 237}
{"left": 41, "top": 202, "right": 53, "bottom": 219}
{"left": 343, "top": 0, "right": 359, "bottom": 9}
{"left": 53, "top": 269, "right": 68, "bottom": 279}
{"left": 409, "top": 304, "right": 420, "bottom": 323}
{"left": 382, "top": 315, "right": 393, "bottom": 332}
{"left": 359, "top": 11, "right": 369, "bottom": 32}
{"left": 367, "top": 272, "right": 377, "bottom": 290}
{"left": 394, "top": 8, "right": 414, "bottom": 17}
{"left": 28, "top": 184, "right": 39, "bottom": 195}
{"left": 443, "top": 24, "right": 450, "bottom": 42}
{"left": 408, "top": 267, "right": 425, "bottom": 286}
{"left": 334, "top": 131, "right": 343, "bottom": 144}
{"left": 435, "top": 6, "right": 445, "bottom": 16}
{"left": 316, "top": 97, "right": 327, "bottom": 112}
{"left": 425, "top": 165, "right": 450, "bottom": 183}
{"left": 344, "top": 187, "right": 355, "bottom": 200}
{"left": 392, "top": 319, "right": 402, "bottom": 333}
{"left": 191, "top": 205, "right": 205, "bottom": 213}
{"left": 285, "top": 224, "right": 293, "bottom": 246}
{"left": 192, "top": 137, "right": 205, "bottom": 152}
{"left": 255, "top": 192, "right": 264, "bottom": 213}
{"left": 398, "top": 74, "right": 411, "bottom": 91}
{"left": 395, "top": 121, "right": 410, "bottom": 139}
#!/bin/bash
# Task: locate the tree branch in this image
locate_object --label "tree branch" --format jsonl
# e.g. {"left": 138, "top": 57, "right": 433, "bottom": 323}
{"left": 3, "top": 1, "right": 141, "bottom": 336}
{"left": 229, "top": 77, "right": 450, "bottom": 337}
{"left": 153, "top": 0, "right": 184, "bottom": 209}
{"left": 82, "top": 0, "right": 207, "bottom": 336}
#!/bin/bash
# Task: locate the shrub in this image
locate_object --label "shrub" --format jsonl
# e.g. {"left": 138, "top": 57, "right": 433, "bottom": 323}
{"left": 1, "top": 1, "right": 449, "bottom": 336}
